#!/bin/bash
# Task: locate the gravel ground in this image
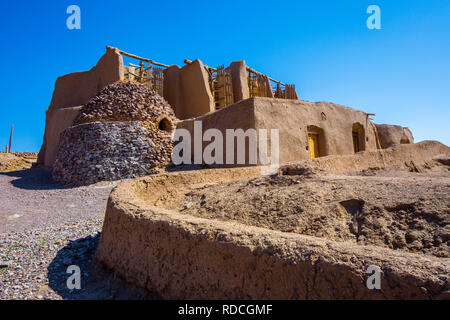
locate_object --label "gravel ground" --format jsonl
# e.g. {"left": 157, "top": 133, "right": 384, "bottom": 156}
{"left": 0, "top": 168, "right": 112, "bottom": 234}
{"left": 1, "top": 218, "right": 102, "bottom": 300}
{"left": 0, "top": 168, "right": 153, "bottom": 300}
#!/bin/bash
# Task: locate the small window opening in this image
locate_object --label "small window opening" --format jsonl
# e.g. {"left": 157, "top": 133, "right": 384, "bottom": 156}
{"left": 158, "top": 117, "right": 173, "bottom": 132}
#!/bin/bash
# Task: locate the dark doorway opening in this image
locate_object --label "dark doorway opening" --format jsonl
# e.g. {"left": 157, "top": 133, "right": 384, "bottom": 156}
{"left": 352, "top": 123, "right": 365, "bottom": 153}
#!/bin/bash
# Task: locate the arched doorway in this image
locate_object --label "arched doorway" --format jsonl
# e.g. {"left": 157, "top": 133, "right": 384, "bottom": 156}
{"left": 307, "top": 125, "right": 325, "bottom": 159}
{"left": 352, "top": 123, "right": 365, "bottom": 153}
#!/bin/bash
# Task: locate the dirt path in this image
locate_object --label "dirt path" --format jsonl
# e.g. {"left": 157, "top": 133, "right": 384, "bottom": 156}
{"left": 0, "top": 168, "right": 112, "bottom": 234}
{"left": 0, "top": 168, "right": 154, "bottom": 300}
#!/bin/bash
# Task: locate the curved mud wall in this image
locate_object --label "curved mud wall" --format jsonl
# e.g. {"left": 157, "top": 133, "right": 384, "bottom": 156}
{"left": 95, "top": 200, "right": 449, "bottom": 299}
{"left": 94, "top": 143, "right": 449, "bottom": 299}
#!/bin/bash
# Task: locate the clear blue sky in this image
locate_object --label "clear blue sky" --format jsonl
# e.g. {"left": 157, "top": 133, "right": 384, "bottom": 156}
{"left": 1, "top": 0, "right": 449, "bottom": 152}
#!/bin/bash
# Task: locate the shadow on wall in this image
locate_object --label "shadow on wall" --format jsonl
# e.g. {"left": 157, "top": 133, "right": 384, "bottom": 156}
{"left": 47, "top": 233, "right": 158, "bottom": 300}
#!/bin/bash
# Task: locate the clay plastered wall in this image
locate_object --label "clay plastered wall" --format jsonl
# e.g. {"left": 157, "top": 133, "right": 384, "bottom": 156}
{"left": 254, "top": 98, "right": 379, "bottom": 163}
{"left": 48, "top": 46, "right": 124, "bottom": 111}
{"left": 176, "top": 99, "right": 256, "bottom": 165}
{"left": 180, "top": 59, "right": 215, "bottom": 119}
{"left": 163, "top": 59, "right": 215, "bottom": 120}
{"left": 40, "top": 106, "right": 83, "bottom": 167}
{"left": 375, "top": 123, "right": 414, "bottom": 149}
{"left": 229, "top": 60, "right": 250, "bottom": 103}
{"left": 294, "top": 140, "right": 450, "bottom": 173}
{"left": 176, "top": 97, "right": 379, "bottom": 165}
{"left": 94, "top": 165, "right": 449, "bottom": 299}
{"left": 38, "top": 47, "right": 124, "bottom": 166}
{"left": 47, "top": 71, "right": 98, "bottom": 111}
{"left": 163, "top": 65, "right": 184, "bottom": 119}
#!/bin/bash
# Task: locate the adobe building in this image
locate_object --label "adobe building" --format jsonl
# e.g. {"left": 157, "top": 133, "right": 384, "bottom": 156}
{"left": 177, "top": 97, "right": 380, "bottom": 165}
{"left": 37, "top": 46, "right": 413, "bottom": 169}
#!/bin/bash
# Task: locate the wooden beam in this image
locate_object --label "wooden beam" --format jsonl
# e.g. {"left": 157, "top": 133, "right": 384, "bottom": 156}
{"left": 117, "top": 49, "right": 171, "bottom": 68}
{"left": 117, "top": 46, "right": 291, "bottom": 88}
{"left": 246, "top": 66, "right": 286, "bottom": 86}
{"left": 8, "top": 125, "right": 13, "bottom": 153}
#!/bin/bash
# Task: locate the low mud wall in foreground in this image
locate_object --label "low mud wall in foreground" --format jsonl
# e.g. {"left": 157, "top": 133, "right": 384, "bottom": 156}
{"left": 302, "top": 140, "right": 449, "bottom": 173}
{"left": 94, "top": 143, "right": 449, "bottom": 299}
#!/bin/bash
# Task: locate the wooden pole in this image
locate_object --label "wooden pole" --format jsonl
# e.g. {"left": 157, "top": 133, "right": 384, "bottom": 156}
{"left": 245, "top": 66, "right": 286, "bottom": 86}
{"left": 8, "top": 125, "right": 13, "bottom": 153}
{"left": 117, "top": 48, "right": 171, "bottom": 68}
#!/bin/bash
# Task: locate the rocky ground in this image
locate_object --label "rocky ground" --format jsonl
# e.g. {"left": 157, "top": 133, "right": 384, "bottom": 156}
{"left": 1, "top": 158, "right": 448, "bottom": 299}
{"left": 0, "top": 168, "right": 153, "bottom": 299}
{"left": 0, "top": 168, "right": 111, "bottom": 233}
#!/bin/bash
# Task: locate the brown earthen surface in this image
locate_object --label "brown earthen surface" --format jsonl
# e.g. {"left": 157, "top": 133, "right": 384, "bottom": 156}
{"left": 375, "top": 124, "right": 414, "bottom": 149}
{"left": 38, "top": 47, "right": 124, "bottom": 166}
{"left": 163, "top": 65, "right": 184, "bottom": 119}
{"left": 0, "top": 153, "right": 37, "bottom": 172}
{"left": 229, "top": 61, "right": 250, "bottom": 103}
{"left": 39, "top": 106, "right": 82, "bottom": 167}
{"left": 179, "top": 59, "right": 215, "bottom": 119}
{"left": 178, "top": 97, "right": 383, "bottom": 165}
{"left": 300, "top": 140, "right": 448, "bottom": 173}
{"left": 48, "top": 47, "right": 124, "bottom": 112}
{"left": 94, "top": 141, "right": 450, "bottom": 299}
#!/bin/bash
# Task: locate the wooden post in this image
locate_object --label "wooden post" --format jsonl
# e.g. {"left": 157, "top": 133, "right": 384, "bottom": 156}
{"left": 8, "top": 125, "right": 13, "bottom": 153}
{"left": 139, "top": 61, "right": 144, "bottom": 83}
{"left": 5, "top": 144, "right": 8, "bottom": 153}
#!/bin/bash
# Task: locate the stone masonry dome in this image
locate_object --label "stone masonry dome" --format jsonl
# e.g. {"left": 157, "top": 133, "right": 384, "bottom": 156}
{"left": 52, "top": 81, "right": 178, "bottom": 186}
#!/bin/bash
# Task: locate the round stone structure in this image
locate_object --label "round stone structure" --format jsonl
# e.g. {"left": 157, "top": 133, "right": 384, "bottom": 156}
{"left": 52, "top": 82, "right": 178, "bottom": 186}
